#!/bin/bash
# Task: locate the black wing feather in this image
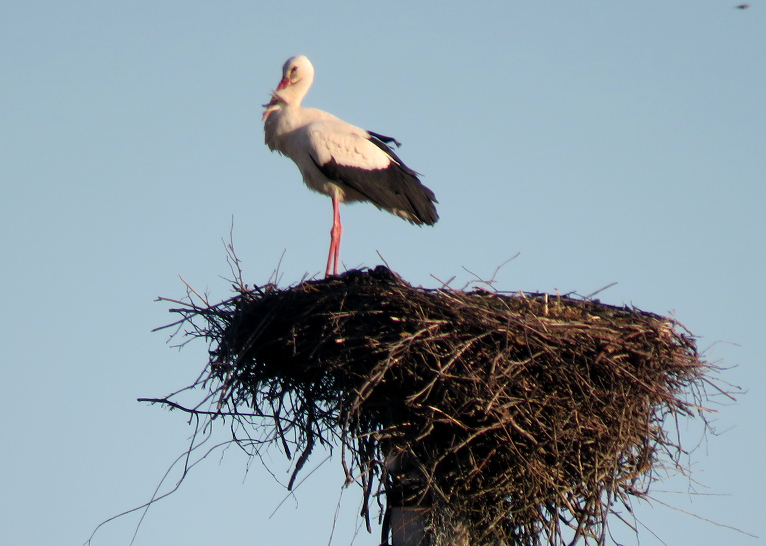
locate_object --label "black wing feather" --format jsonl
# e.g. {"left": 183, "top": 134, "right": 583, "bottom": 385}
{"left": 311, "top": 137, "right": 438, "bottom": 226}
{"left": 366, "top": 131, "right": 402, "bottom": 148}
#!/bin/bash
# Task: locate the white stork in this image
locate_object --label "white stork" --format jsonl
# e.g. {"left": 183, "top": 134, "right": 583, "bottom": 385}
{"left": 262, "top": 55, "right": 439, "bottom": 277}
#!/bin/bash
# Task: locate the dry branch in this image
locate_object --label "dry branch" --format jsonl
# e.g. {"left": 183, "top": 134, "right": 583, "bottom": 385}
{"left": 153, "top": 266, "right": 719, "bottom": 545}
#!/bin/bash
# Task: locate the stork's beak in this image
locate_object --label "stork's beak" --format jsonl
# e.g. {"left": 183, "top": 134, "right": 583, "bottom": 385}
{"left": 276, "top": 77, "right": 291, "bottom": 91}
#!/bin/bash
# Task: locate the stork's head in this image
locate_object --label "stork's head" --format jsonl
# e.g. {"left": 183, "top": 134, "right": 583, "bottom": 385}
{"left": 263, "top": 55, "right": 315, "bottom": 121}
{"left": 277, "top": 55, "right": 314, "bottom": 93}
{"left": 275, "top": 55, "right": 315, "bottom": 105}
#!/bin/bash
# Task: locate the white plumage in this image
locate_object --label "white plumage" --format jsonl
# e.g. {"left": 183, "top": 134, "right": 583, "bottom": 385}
{"left": 263, "top": 55, "right": 438, "bottom": 277}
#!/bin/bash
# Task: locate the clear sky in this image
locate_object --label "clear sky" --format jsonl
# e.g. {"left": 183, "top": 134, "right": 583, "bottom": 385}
{"left": 1, "top": 1, "right": 763, "bottom": 545}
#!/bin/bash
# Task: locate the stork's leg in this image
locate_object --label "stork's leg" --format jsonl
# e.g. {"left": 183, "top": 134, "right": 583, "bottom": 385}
{"left": 326, "top": 196, "right": 343, "bottom": 277}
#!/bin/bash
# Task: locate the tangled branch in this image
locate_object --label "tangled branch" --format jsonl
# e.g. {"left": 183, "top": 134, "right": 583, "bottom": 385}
{"left": 150, "top": 265, "right": 724, "bottom": 545}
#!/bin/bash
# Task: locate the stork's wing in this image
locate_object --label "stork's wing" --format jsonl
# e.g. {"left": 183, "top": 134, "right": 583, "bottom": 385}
{"left": 307, "top": 122, "right": 438, "bottom": 226}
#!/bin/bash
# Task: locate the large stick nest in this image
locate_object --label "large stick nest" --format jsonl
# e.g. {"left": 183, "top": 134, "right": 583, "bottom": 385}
{"left": 156, "top": 266, "right": 717, "bottom": 545}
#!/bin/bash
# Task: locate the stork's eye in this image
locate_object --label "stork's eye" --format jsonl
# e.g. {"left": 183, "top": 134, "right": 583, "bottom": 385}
{"left": 291, "top": 66, "right": 298, "bottom": 73}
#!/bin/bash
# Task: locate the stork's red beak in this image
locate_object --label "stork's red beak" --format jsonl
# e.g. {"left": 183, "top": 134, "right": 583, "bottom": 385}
{"left": 276, "top": 77, "right": 291, "bottom": 91}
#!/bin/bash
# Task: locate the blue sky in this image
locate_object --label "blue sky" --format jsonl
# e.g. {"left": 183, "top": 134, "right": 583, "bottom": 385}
{"left": 1, "top": 1, "right": 763, "bottom": 545}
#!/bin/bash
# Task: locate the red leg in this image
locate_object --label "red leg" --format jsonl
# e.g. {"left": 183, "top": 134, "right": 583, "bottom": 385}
{"left": 325, "top": 196, "right": 343, "bottom": 277}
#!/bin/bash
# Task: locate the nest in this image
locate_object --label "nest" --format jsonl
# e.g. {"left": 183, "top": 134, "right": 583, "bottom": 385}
{"left": 155, "top": 266, "right": 716, "bottom": 545}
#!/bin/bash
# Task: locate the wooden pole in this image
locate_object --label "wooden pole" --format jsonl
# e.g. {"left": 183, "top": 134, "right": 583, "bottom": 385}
{"left": 390, "top": 506, "right": 427, "bottom": 546}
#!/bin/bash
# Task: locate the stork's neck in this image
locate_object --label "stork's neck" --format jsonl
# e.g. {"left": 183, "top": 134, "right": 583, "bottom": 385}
{"left": 278, "top": 75, "right": 312, "bottom": 108}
